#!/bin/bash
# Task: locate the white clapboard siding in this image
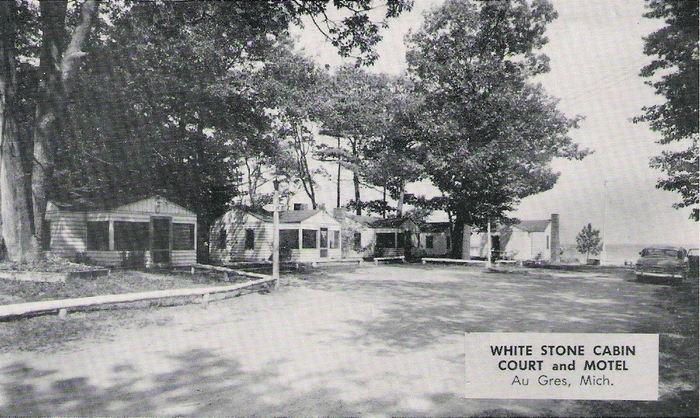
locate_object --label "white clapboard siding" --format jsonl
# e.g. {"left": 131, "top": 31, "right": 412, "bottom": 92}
{"left": 113, "top": 196, "right": 195, "bottom": 216}
{"left": 172, "top": 250, "right": 196, "bottom": 266}
{"left": 85, "top": 251, "right": 123, "bottom": 266}
{"left": 209, "top": 208, "right": 345, "bottom": 263}
{"left": 209, "top": 214, "right": 274, "bottom": 264}
{"left": 286, "top": 248, "right": 342, "bottom": 262}
{"left": 48, "top": 212, "right": 87, "bottom": 258}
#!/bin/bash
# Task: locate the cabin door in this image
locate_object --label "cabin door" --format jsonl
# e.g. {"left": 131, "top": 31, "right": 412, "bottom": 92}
{"left": 151, "top": 217, "right": 171, "bottom": 264}
{"left": 319, "top": 228, "right": 329, "bottom": 258}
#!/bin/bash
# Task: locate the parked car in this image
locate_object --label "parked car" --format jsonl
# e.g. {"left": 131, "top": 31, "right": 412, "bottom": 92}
{"left": 688, "top": 248, "right": 699, "bottom": 277}
{"left": 635, "top": 246, "right": 688, "bottom": 285}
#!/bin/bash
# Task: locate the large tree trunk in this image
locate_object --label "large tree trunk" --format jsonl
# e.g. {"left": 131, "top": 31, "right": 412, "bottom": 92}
{"left": 351, "top": 139, "right": 361, "bottom": 215}
{"left": 451, "top": 214, "right": 472, "bottom": 259}
{"left": 0, "top": 1, "right": 40, "bottom": 262}
{"left": 293, "top": 124, "right": 317, "bottom": 209}
{"left": 31, "top": 0, "right": 96, "bottom": 250}
{"left": 396, "top": 180, "right": 405, "bottom": 217}
{"left": 31, "top": 0, "right": 67, "bottom": 242}
{"left": 336, "top": 136, "right": 341, "bottom": 208}
{"left": 352, "top": 172, "right": 361, "bottom": 215}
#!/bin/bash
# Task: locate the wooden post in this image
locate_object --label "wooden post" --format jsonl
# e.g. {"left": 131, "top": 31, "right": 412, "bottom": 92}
{"left": 486, "top": 220, "right": 492, "bottom": 269}
{"left": 272, "top": 186, "right": 280, "bottom": 290}
{"left": 191, "top": 266, "right": 195, "bottom": 275}
{"left": 58, "top": 308, "right": 68, "bottom": 319}
{"left": 108, "top": 220, "right": 115, "bottom": 251}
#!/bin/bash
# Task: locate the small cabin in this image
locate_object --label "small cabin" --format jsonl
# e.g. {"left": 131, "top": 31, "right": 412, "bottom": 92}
{"left": 45, "top": 195, "right": 197, "bottom": 267}
{"left": 332, "top": 209, "right": 420, "bottom": 258}
{"left": 469, "top": 214, "right": 560, "bottom": 261}
{"left": 210, "top": 207, "right": 342, "bottom": 264}
{"left": 419, "top": 222, "right": 452, "bottom": 256}
{"left": 369, "top": 217, "right": 421, "bottom": 257}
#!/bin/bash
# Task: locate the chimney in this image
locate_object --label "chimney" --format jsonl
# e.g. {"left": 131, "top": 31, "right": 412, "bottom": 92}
{"left": 333, "top": 207, "right": 346, "bottom": 219}
{"left": 550, "top": 213, "right": 560, "bottom": 263}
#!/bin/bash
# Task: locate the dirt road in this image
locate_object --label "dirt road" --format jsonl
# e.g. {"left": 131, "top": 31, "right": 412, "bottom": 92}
{"left": 0, "top": 265, "right": 697, "bottom": 416}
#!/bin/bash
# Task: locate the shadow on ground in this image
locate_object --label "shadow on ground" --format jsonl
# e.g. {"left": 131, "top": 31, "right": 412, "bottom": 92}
{"left": 294, "top": 264, "right": 699, "bottom": 416}
{"left": 1, "top": 264, "right": 697, "bottom": 416}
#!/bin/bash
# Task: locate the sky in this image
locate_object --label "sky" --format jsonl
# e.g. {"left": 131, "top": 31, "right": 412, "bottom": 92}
{"left": 290, "top": 0, "right": 699, "bottom": 246}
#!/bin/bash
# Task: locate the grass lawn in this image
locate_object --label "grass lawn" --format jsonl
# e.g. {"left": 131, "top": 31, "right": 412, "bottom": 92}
{"left": 0, "top": 270, "right": 240, "bottom": 305}
{"left": 0, "top": 269, "right": 261, "bottom": 353}
{"left": 0, "top": 264, "right": 696, "bottom": 416}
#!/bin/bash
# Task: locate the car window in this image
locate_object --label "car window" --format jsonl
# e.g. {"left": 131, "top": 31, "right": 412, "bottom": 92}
{"left": 643, "top": 248, "right": 679, "bottom": 257}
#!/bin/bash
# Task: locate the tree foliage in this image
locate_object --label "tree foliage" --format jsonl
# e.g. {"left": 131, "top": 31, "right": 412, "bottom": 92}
{"left": 0, "top": 0, "right": 411, "bottom": 262}
{"left": 635, "top": 0, "right": 699, "bottom": 220}
{"left": 405, "top": 0, "right": 588, "bottom": 257}
{"left": 576, "top": 223, "right": 602, "bottom": 261}
{"left": 318, "top": 64, "right": 394, "bottom": 214}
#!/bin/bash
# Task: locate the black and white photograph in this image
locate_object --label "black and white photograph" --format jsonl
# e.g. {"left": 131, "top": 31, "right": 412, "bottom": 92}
{"left": 0, "top": 0, "right": 697, "bottom": 416}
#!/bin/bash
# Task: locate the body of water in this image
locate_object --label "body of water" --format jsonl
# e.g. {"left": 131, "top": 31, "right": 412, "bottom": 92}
{"left": 561, "top": 243, "right": 698, "bottom": 265}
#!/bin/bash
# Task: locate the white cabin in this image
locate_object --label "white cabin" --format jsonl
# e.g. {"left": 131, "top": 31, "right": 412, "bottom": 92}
{"left": 45, "top": 195, "right": 197, "bottom": 267}
{"left": 210, "top": 207, "right": 342, "bottom": 264}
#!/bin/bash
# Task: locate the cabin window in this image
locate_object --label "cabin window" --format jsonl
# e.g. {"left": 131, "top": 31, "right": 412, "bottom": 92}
{"left": 330, "top": 231, "right": 340, "bottom": 249}
{"left": 217, "top": 228, "right": 227, "bottom": 249}
{"left": 426, "top": 235, "right": 434, "bottom": 249}
{"left": 280, "top": 229, "right": 299, "bottom": 249}
{"left": 41, "top": 220, "right": 51, "bottom": 251}
{"left": 244, "top": 229, "right": 255, "bottom": 250}
{"left": 87, "top": 221, "right": 109, "bottom": 251}
{"left": 354, "top": 232, "right": 362, "bottom": 251}
{"left": 114, "top": 221, "right": 150, "bottom": 251}
{"left": 302, "top": 229, "right": 317, "bottom": 249}
{"left": 376, "top": 233, "right": 396, "bottom": 249}
{"left": 173, "top": 223, "right": 195, "bottom": 250}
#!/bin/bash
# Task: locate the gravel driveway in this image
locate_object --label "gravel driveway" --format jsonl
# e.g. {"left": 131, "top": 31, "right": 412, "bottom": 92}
{"left": 0, "top": 265, "right": 697, "bottom": 416}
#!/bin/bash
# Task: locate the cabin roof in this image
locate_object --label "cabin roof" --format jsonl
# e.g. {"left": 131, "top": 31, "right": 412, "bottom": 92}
{"left": 344, "top": 213, "right": 377, "bottom": 225}
{"left": 368, "top": 217, "right": 415, "bottom": 228}
{"left": 513, "top": 219, "right": 550, "bottom": 233}
{"left": 279, "top": 210, "right": 323, "bottom": 223}
{"left": 48, "top": 195, "right": 195, "bottom": 215}
{"left": 420, "top": 222, "right": 451, "bottom": 233}
{"left": 235, "top": 207, "right": 330, "bottom": 224}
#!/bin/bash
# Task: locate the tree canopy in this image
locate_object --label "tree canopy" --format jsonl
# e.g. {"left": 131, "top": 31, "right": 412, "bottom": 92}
{"left": 576, "top": 223, "right": 602, "bottom": 262}
{"left": 406, "top": 0, "right": 588, "bottom": 257}
{"left": 0, "top": 0, "right": 412, "bottom": 262}
{"left": 635, "top": 0, "right": 699, "bottom": 220}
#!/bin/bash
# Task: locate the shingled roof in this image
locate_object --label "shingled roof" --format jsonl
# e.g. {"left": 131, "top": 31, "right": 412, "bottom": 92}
{"left": 513, "top": 219, "right": 551, "bottom": 233}
{"left": 368, "top": 217, "right": 415, "bottom": 228}
{"left": 279, "top": 210, "right": 323, "bottom": 223}
{"left": 237, "top": 208, "right": 326, "bottom": 223}
{"left": 420, "top": 222, "right": 451, "bottom": 233}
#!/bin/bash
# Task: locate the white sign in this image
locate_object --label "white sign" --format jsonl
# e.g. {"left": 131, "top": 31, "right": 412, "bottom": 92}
{"left": 464, "top": 332, "right": 658, "bottom": 400}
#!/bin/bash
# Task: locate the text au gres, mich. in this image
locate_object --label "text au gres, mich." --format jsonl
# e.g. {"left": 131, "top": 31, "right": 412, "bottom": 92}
{"left": 464, "top": 333, "right": 658, "bottom": 400}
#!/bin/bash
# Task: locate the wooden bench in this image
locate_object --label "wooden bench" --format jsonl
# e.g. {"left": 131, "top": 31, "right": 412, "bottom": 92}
{"left": 311, "top": 258, "right": 364, "bottom": 267}
{"left": 421, "top": 258, "right": 523, "bottom": 266}
{"left": 373, "top": 256, "right": 406, "bottom": 265}
{"left": 421, "top": 258, "right": 486, "bottom": 265}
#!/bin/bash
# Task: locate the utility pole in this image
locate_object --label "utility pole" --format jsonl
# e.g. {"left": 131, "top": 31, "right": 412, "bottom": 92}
{"left": 601, "top": 179, "right": 607, "bottom": 266}
{"left": 272, "top": 179, "right": 280, "bottom": 289}
{"left": 486, "top": 220, "right": 492, "bottom": 269}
